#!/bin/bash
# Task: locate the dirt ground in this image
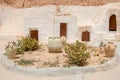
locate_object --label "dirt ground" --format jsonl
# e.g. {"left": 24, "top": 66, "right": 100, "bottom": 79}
{"left": 14, "top": 45, "right": 110, "bottom": 68}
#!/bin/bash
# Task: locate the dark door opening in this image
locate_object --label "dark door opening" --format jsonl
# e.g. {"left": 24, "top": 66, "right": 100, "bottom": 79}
{"left": 60, "top": 23, "right": 67, "bottom": 37}
{"left": 30, "top": 29, "right": 38, "bottom": 40}
{"left": 109, "top": 14, "right": 117, "bottom": 31}
{"left": 82, "top": 31, "right": 90, "bottom": 41}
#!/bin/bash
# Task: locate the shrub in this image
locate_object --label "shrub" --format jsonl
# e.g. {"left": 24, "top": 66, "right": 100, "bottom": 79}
{"left": 100, "top": 59, "right": 108, "bottom": 64}
{"left": 18, "top": 36, "right": 38, "bottom": 51}
{"left": 64, "top": 40, "right": 90, "bottom": 66}
{"left": 98, "top": 41, "right": 106, "bottom": 54}
{"left": 43, "top": 57, "right": 59, "bottom": 67}
{"left": 16, "top": 59, "right": 34, "bottom": 66}
{"left": 99, "top": 41, "right": 104, "bottom": 48}
{"left": 43, "top": 60, "right": 59, "bottom": 67}
{"left": 16, "top": 48, "right": 24, "bottom": 55}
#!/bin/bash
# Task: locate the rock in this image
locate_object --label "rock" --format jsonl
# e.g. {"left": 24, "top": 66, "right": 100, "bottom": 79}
{"left": 0, "top": 0, "right": 120, "bottom": 8}
{"left": 4, "top": 0, "right": 25, "bottom": 8}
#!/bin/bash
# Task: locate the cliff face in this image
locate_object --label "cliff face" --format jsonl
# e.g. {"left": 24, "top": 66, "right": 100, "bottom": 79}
{"left": 0, "top": 0, "right": 120, "bottom": 8}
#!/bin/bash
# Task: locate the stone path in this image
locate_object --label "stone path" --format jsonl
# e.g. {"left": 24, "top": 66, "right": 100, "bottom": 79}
{"left": 0, "top": 40, "right": 120, "bottom": 80}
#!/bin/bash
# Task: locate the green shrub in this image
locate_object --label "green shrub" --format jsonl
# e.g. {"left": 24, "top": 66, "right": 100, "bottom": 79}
{"left": 18, "top": 36, "right": 38, "bottom": 51}
{"left": 43, "top": 60, "right": 59, "bottom": 67}
{"left": 64, "top": 40, "right": 90, "bottom": 66}
{"left": 16, "top": 59, "right": 34, "bottom": 65}
{"left": 16, "top": 48, "right": 24, "bottom": 55}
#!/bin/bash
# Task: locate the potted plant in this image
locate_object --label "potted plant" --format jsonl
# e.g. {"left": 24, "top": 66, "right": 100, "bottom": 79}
{"left": 5, "top": 41, "right": 17, "bottom": 59}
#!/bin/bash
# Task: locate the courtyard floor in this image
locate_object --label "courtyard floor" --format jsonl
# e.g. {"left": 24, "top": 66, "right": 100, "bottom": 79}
{"left": 0, "top": 40, "right": 120, "bottom": 80}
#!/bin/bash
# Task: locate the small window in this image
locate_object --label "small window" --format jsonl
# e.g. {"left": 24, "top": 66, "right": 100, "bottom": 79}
{"left": 82, "top": 30, "right": 90, "bottom": 41}
{"left": 30, "top": 29, "right": 38, "bottom": 40}
{"left": 109, "top": 14, "right": 117, "bottom": 31}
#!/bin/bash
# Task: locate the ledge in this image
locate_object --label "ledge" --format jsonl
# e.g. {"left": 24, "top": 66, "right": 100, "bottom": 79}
{"left": 0, "top": 34, "right": 23, "bottom": 40}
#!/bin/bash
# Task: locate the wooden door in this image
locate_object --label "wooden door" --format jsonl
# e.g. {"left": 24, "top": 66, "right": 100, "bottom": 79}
{"left": 82, "top": 31, "right": 90, "bottom": 41}
{"left": 60, "top": 23, "right": 67, "bottom": 37}
{"left": 109, "top": 15, "right": 116, "bottom": 31}
{"left": 30, "top": 30, "right": 38, "bottom": 40}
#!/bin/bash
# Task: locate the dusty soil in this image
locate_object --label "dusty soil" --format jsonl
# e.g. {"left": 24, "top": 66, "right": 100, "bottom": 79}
{"left": 14, "top": 45, "right": 110, "bottom": 68}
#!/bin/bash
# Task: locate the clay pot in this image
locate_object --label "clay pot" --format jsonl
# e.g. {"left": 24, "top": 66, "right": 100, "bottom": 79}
{"left": 104, "top": 42, "right": 116, "bottom": 57}
{"left": 6, "top": 47, "right": 17, "bottom": 59}
{"left": 48, "top": 37, "right": 62, "bottom": 53}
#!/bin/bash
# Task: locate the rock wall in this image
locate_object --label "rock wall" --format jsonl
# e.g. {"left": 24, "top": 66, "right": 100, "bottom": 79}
{"left": 0, "top": 0, "right": 120, "bottom": 8}
{"left": 0, "top": 2, "right": 120, "bottom": 42}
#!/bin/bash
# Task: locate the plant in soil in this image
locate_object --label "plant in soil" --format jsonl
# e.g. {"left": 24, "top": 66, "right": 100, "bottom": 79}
{"left": 99, "top": 41, "right": 106, "bottom": 53}
{"left": 5, "top": 41, "right": 17, "bottom": 59}
{"left": 17, "top": 36, "right": 39, "bottom": 52}
{"left": 11, "top": 41, "right": 112, "bottom": 68}
{"left": 43, "top": 57, "right": 60, "bottom": 67}
{"left": 100, "top": 59, "right": 108, "bottom": 64}
{"left": 64, "top": 40, "right": 90, "bottom": 66}
{"left": 16, "top": 59, "right": 35, "bottom": 66}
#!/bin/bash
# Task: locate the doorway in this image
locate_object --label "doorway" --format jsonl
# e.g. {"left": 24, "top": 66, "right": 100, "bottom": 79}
{"left": 60, "top": 23, "right": 67, "bottom": 37}
{"left": 30, "top": 29, "right": 38, "bottom": 40}
{"left": 109, "top": 14, "right": 117, "bottom": 31}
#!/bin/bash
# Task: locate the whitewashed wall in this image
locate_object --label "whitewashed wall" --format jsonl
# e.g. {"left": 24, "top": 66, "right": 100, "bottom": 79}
{"left": 0, "top": 2, "right": 120, "bottom": 42}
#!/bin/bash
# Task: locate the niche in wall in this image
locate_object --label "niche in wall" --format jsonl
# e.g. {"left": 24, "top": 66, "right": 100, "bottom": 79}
{"left": 109, "top": 14, "right": 117, "bottom": 31}
{"left": 30, "top": 29, "right": 38, "bottom": 41}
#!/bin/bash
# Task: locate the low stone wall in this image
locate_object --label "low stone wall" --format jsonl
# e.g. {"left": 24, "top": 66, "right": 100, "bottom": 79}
{"left": 1, "top": 45, "right": 120, "bottom": 77}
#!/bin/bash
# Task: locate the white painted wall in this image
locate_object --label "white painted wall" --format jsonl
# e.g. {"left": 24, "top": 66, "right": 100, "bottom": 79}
{"left": 0, "top": 2, "right": 120, "bottom": 42}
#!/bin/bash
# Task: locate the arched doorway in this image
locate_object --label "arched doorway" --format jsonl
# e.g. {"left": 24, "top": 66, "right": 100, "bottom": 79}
{"left": 109, "top": 14, "right": 117, "bottom": 31}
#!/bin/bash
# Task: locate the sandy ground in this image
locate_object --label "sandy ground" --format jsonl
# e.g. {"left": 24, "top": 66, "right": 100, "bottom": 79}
{"left": 15, "top": 46, "right": 68, "bottom": 68}
{"left": 13, "top": 45, "right": 110, "bottom": 68}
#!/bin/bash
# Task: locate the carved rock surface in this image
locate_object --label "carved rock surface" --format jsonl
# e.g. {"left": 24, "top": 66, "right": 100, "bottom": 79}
{"left": 0, "top": 0, "right": 120, "bottom": 8}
